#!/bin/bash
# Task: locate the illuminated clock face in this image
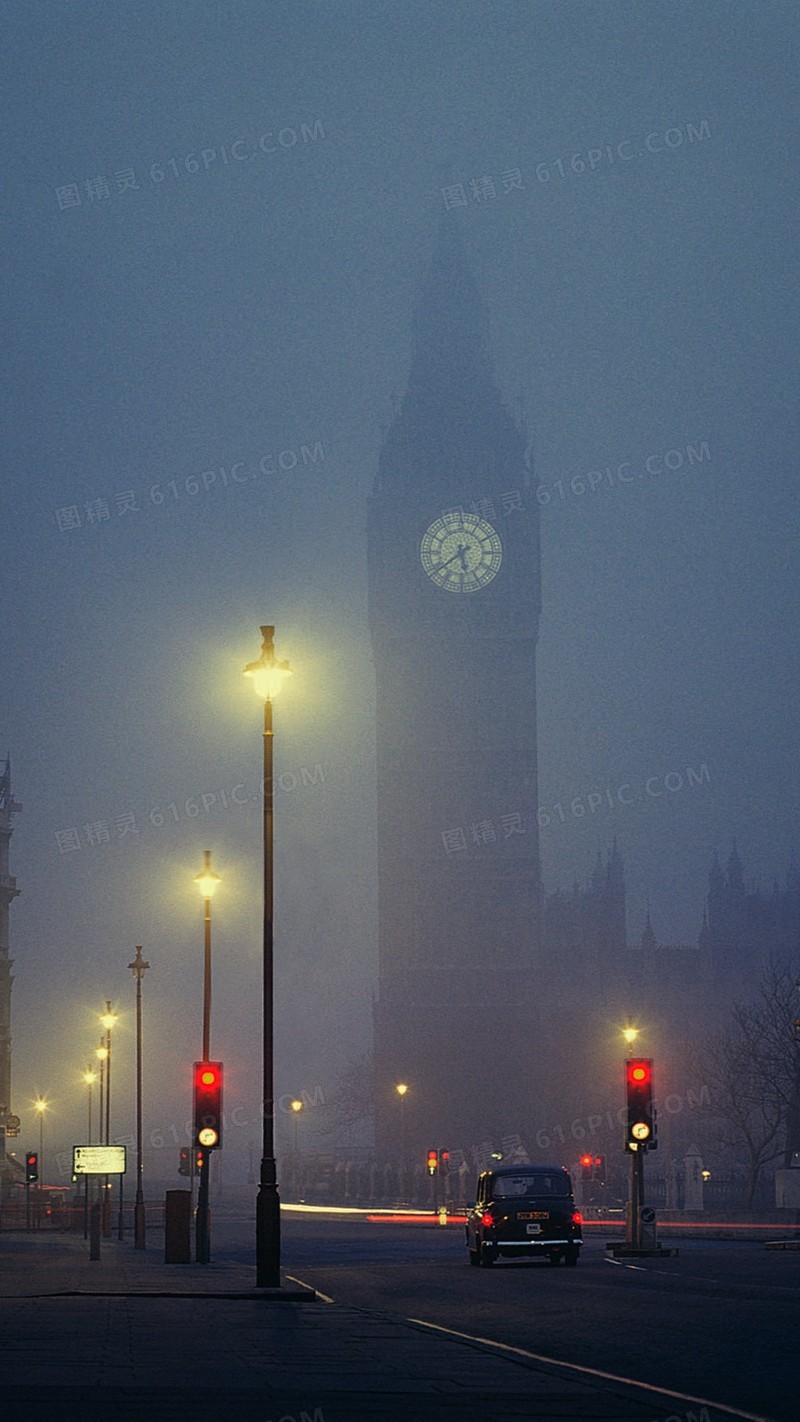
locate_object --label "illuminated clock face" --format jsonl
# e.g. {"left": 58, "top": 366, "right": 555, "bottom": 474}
{"left": 420, "top": 513, "right": 502, "bottom": 592}
{"left": 631, "top": 1122, "right": 651, "bottom": 1141}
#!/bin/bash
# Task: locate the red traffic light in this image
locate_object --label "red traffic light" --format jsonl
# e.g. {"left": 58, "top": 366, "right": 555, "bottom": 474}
{"left": 193, "top": 1060, "right": 223, "bottom": 1150}
{"left": 625, "top": 1057, "right": 655, "bottom": 1152}
{"left": 580, "top": 1153, "right": 593, "bottom": 1167}
{"left": 25, "top": 1152, "right": 38, "bottom": 1182}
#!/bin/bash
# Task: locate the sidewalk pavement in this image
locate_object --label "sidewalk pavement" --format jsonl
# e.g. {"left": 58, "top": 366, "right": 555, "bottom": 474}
{"left": 0, "top": 1229, "right": 714, "bottom": 1422}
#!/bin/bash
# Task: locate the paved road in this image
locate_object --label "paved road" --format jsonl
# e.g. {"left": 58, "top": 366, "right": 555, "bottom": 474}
{"left": 214, "top": 1210, "right": 800, "bottom": 1421}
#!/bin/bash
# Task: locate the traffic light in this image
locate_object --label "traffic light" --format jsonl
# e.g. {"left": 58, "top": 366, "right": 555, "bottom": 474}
{"left": 625, "top": 1058, "right": 655, "bottom": 1151}
{"left": 426, "top": 1148, "right": 438, "bottom": 1176}
{"left": 580, "top": 1153, "right": 593, "bottom": 1180}
{"left": 178, "top": 1147, "right": 192, "bottom": 1177}
{"left": 193, "top": 1061, "right": 223, "bottom": 1150}
{"left": 439, "top": 1149, "right": 450, "bottom": 1172}
{"left": 593, "top": 1154, "right": 605, "bottom": 1180}
{"left": 195, "top": 1149, "right": 203, "bottom": 1176}
{"left": 25, "top": 1151, "right": 38, "bottom": 1182}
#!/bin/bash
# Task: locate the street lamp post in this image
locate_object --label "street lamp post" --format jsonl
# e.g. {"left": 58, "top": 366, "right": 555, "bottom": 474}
{"left": 100, "top": 1004, "right": 118, "bottom": 1236}
{"left": 193, "top": 853, "right": 221, "bottom": 1265}
{"left": 95, "top": 1045, "right": 107, "bottom": 1142}
{"left": 395, "top": 1083, "right": 408, "bottom": 1189}
{"left": 94, "top": 1042, "right": 107, "bottom": 1235}
{"left": 33, "top": 1098, "right": 47, "bottom": 1226}
{"left": 290, "top": 1099, "right": 303, "bottom": 1156}
{"left": 33, "top": 1097, "right": 47, "bottom": 1181}
{"left": 128, "top": 946, "right": 150, "bottom": 1249}
{"left": 82, "top": 1069, "right": 97, "bottom": 1239}
{"left": 244, "top": 624, "right": 292, "bottom": 1288}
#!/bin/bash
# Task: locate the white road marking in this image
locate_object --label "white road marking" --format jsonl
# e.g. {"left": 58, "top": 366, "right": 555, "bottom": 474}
{"left": 405, "top": 1315, "right": 773, "bottom": 1422}
{"left": 285, "top": 1272, "right": 335, "bottom": 1303}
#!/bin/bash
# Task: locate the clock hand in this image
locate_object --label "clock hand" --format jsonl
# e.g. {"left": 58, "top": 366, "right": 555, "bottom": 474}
{"left": 433, "top": 542, "right": 472, "bottom": 573}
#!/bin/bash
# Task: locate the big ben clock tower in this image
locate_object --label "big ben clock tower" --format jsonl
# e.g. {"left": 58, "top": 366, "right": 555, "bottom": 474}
{"left": 369, "top": 226, "right": 544, "bottom": 1157}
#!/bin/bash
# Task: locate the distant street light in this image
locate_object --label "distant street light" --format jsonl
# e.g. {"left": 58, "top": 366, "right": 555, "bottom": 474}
{"left": 622, "top": 1026, "right": 640, "bottom": 1046}
{"left": 194, "top": 850, "right": 221, "bottom": 1063}
{"left": 290, "top": 1099, "right": 304, "bottom": 1155}
{"left": 82, "top": 1069, "right": 97, "bottom": 1145}
{"left": 395, "top": 1083, "right": 409, "bottom": 1176}
{"left": 99, "top": 1004, "right": 118, "bottom": 1235}
{"left": 95, "top": 1043, "right": 108, "bottom": 1138}
{"left": 244, "top": 624, "right": 292, "bottom": 1289}
{"left": 128, "top": 946, "right": 151, "bottom": 1250}
{"left": 81, "top": 1068, "right": 97, "bottom": 1240}
{"left": 99, "top": 1004, "right": 118, "bottom": 1147}
{"left": 33, "top": 1097, "right": 48, "bottom": 1184}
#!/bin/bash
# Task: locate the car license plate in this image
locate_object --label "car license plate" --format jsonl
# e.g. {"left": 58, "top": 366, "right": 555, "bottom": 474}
{"left": 518, "top": 1211, "right": 549, "bottom": 1220}
{"left": 526, "top": 1222, "right": 541, "bottom": 1234}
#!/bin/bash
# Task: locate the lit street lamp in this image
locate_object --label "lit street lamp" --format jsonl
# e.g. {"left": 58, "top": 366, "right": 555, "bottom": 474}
{"left": 99, "top": 1004, "right": 118, "bottom": 1236}
{"left": 33, "top": 1097, "right": 48, "bottom": 1183}
{"left": 622, "top": 1026, "right": 639, "bottom": 1046}
{"left": 81, "top": 1068, "right": 97, "bottom": 1240}
{"left": 100, "top": 1004, "right": 118, "bottom": 1146}
{"left": 244, "top": 624, "right": 292, "bottom": 1288}
{"left": 82, "top": 1068, "right": 97, "bottom": 1145}
{"left": 395, "top": 1083, "right": 409, "bottom": 1175}
{"left": 290, "top": 1099, "right": 304, "bottom": 1155}
{"left": 128, "top": 946, "right": 150, "bottom": 1249}
{"left": 95, "top": 1042, "right": 108, "bottom": 1137}
{"left": 193, "top": 852, "right": 221, "bottom": 1264}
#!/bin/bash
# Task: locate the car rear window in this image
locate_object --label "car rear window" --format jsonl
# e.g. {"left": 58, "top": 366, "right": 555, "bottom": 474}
{"left": 493, "top": 1172, "right": 570, "bottom": 1198}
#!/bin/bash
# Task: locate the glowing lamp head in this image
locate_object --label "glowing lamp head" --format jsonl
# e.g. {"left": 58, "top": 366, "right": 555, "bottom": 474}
{"left": 194, "top": 850, "right": 221, "bottom": 900}
{"left": 198, "top": 1127, "right": 219, "bottom": 1148}
{"left": 395, "top": 1083, "right": 408, "bottom": 1098}
{"left": 100, "top": 1011, "right": 117, "bottom": 1031}
{"left": 244, "top": 662, "right": 292, "bottom": 701}
{"left": 34, "top": 1098, "right": 47, "bottom": 1115}
{"left": 290, "top": 1099, "right": 303, "bottom": 1114}
{"left": 96, "top": 1045, "right": 108, "bottom": 1062}
{"left": 243, "top": 627, "right": 292, "bottom": 702}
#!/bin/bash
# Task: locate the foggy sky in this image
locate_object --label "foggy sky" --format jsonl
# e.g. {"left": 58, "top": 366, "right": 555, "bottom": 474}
{"left": 2, "top": 1, "right": 798, "bottom": 1174}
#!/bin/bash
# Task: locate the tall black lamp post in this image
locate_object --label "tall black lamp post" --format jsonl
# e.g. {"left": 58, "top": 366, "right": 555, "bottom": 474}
{"left": 244, "top": 624, "right": 292, "bottom": 1288}
{"left": 128, "top": 946, "right": 150, "bottom": 1248}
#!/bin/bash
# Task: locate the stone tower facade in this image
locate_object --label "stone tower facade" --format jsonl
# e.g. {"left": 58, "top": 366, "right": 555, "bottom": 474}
{"left": 369, "top": 227, "right": 544, "bottom": 1155}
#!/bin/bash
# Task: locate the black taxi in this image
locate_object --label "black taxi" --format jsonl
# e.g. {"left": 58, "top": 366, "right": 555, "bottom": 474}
{"left": 466, "top": 1164, "right": 583, "bottom": 1267}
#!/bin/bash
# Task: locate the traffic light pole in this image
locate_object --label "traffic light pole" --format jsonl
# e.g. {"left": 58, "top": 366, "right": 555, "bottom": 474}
{"left": 626, "top": 1146, "right": 645, "bottom": 1248}
{"left": 195, "top": 1148, "right": 210, "bottom": 1264}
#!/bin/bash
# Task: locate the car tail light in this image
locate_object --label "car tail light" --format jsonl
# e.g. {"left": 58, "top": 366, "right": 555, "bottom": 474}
{"left": 481, "top": 1211, "right": 494, "bottom": 1228}
{"left": 572, "top": 1210, "right": 582, "bottom": 1224}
